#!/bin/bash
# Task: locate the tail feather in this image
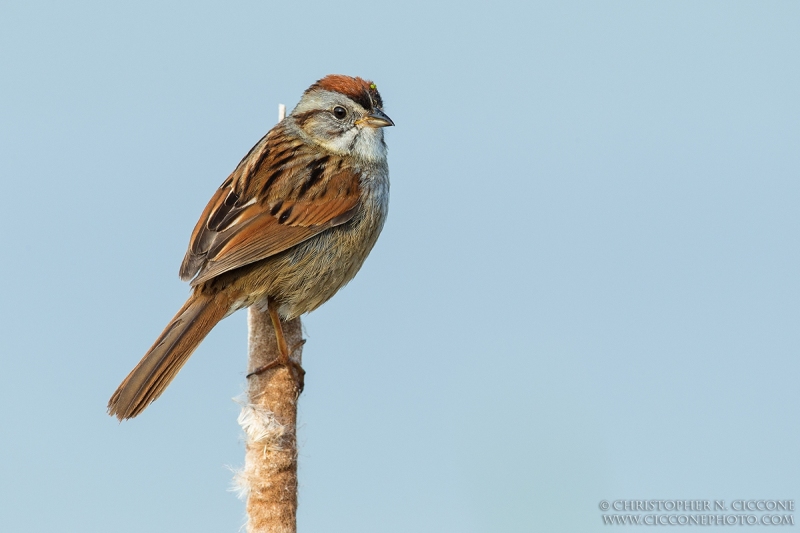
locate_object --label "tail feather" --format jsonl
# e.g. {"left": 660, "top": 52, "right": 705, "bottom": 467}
{"left": 108, "top": 292, "right": 231, "bottom": 420}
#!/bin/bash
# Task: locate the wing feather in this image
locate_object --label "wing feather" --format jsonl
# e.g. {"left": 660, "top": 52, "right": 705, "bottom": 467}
{"left": 178, "top": 125, "right": 361, "bottom": 285}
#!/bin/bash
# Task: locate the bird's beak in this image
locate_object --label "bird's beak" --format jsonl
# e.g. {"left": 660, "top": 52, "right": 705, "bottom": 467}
{"left": 358, "top": 109, "right": 394, "bottom": 128}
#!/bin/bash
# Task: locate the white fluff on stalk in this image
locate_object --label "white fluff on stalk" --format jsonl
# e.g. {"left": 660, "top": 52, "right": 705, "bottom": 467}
{"left": 229, "top": 394, "right": 291, "bottom": 502}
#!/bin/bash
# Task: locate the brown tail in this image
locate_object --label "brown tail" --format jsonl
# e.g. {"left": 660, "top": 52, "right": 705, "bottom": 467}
{"left": 108, "top": 291, "right": 232, "bottom": 420}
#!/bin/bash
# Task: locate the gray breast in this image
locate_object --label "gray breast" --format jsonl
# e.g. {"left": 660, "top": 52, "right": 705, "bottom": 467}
{"left": 273, "top": 169, "right": 389, "bottom": 318}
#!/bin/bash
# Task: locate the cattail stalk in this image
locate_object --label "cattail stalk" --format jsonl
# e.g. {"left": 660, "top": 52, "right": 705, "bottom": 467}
{"left": 235, "top": 104, "right": 302, "bottom": 533}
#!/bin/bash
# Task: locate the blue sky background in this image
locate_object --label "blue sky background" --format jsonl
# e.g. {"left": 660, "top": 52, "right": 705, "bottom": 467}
{"left": 1, "top": 1, "right": 798, "bottom": 531}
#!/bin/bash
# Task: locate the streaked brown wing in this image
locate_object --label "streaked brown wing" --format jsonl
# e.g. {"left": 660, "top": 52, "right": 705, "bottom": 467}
{"left": 179, "top": 186, "right": 230, "bottom": 281}
{"left": 179, "top": 125, "right": 361, "bottom": 286}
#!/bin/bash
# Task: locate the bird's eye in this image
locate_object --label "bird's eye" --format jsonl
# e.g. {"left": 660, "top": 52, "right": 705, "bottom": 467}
{"left": 332, "top": 106, "right": 347, "bottom": 119}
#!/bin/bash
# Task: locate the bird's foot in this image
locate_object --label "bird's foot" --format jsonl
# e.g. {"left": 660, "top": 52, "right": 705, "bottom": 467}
{"left": 247, "top": 339, "right": 306, "bottom": 392}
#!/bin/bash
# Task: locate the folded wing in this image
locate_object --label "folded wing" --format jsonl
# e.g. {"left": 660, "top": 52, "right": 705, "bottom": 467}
{"left": 179, "top": 127, "right": 361, "bottom": 285}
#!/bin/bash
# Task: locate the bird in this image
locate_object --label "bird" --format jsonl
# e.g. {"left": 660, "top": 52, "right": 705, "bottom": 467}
{"left": 108, "top": 75, "right": 393, "bottom": 420}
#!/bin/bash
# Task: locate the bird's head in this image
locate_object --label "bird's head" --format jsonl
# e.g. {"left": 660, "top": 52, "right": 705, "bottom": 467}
{"left": 290, "top": 75, "right": 393, "bottom": 163}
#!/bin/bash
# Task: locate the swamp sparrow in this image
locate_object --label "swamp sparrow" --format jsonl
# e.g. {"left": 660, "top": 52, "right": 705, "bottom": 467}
{"left": 108, "top": 75, "right": 392, "bottom": 420}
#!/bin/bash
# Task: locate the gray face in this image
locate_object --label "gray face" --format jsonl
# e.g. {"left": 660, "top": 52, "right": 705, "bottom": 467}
{"left": 291, "top": 90, "right": 388, "bottom": 164}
